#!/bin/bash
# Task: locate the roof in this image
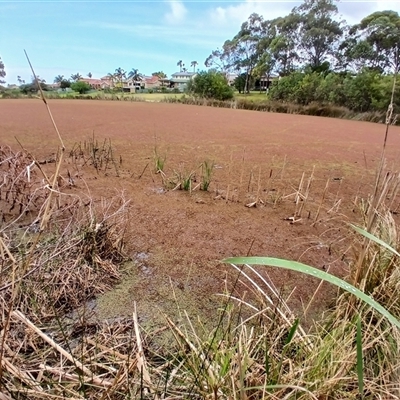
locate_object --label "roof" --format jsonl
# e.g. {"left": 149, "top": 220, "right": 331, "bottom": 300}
{"left": 80, "top": 78, "right": 103, "bottom": 84}
{"left": 145, "top": 75, "right": 159, "bottom": 84}
{"left": 171, "top": 72, "right": 196, "bottom": 77}
{"left": 79, "top": 78, "right": 111, "bottom": 87}
{"left": 260, "top": 74, "right": 279, "bottom": 79}
{"left": 170, "top": 79, "right": 192, "bottom": 83}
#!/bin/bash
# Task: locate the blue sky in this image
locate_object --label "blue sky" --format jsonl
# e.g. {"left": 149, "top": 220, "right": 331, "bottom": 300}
{"left": 1, "top": 0, "right": 400, "bottom": 84}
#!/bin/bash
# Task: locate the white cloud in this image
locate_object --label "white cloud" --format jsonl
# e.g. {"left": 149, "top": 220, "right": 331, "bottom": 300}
{"left": 208, "top": 0, "right": 300, "bottom": 27}
{"left": 208, "top": 0, "right": 400, "bottom": 29}
{"left": 338, "top": 1, "right": 400, "bottom": 24}
{"left": 164, "top": 0, "right": 187, "bottom": 24}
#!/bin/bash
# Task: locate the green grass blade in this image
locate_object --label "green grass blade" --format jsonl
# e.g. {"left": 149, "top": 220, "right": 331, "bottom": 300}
{"left": 356, "top": 315, "right": 364, "bottom": 398}
{"left": 285, "top": 318, "right": 299, "bottom": 346}
{"left": 223, "top": 257, "right": 400, "bottom": 330}
{"left": 274, "top": 318, "right": 300, "bottom": 385}
{"left": 350, "top": 223, "right": 400, "bottom": 257}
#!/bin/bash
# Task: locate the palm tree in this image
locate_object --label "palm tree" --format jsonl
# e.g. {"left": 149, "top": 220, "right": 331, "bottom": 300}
{"left": 71, "top": 73, "right": 83, "bottom": 82}
{"left": 190, "top": 61, "right": 198, "bottom": 73}
{"left": 106, "top": 72, "right": 116, "bottom": 88}
{"left": 114, "top": 67, "right": 126, "bottom": 91}
{"left": 87, "top": 72, "right": 92, "bottom": 78}
{"left": 127, "top": 68, "right": 143, "bottom": 91}
{"left": 54, "top": 75, "right": 64, "bottom": 84}
{"left": 177, "top": 60, "right": 183, "bottom": 72}
{"left": 17, "top": 76, "right": 25, "bottom": 85}
{"left": 128, "top": 68, "right": 142, "bottom": 81}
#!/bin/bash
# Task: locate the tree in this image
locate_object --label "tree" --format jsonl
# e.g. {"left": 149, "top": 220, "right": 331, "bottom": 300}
{"left": 71, "top": 81, "right": 91, "bottom": 94}
{"left": 289, "top": 0, "right": 344, "bottom": 70}
{"left": 341, "top": 69, "right": 381, "bottom": 112}
{"left": 190, "top": 61, "right": 198, "bottom": 72}
{"left": 17, "top": 76, "right": 25, "bottom": 85}
{"left": 153, "top": 71, "right": 167, "bottom": 79}
{"left": 128, "top": 68, "right": 142, "bottom": 81}
{"left": 187, "top": 70, "right": 234, "bottom": 100}
{"left": 0, "top": 57, "right": 6, "bottom": 84}
{"left": 177, "top": 60, "right": 183, "bottom": 72}
{"left": 229, "top": 13, "right": 267, "bottom": 92}
{"left": 54, "top": 75, "right": 64, "bottom": 84}
{"left": 343, "top": 11, "right": 400, "bottom": 73}
{"left": 114, "top": 67, "right": 126, "bottom": 91}
{"left": 269, "top": 16, "right": 299, "bottom": 75}
{"left": 253, "top": 48, "right": 276, "bottom": 92}
{"left": 87, "top": 72, "right": 92, "bottom": 78}
{"left": 60, "top": 80, "right": 71, "bottom": 90}
{"left": 106, "top": 72, "right": 115, "bottom": 83}
{"left": 20, "top": 76, "right": 48, "bottom": 93}
{"left": 233, "top": 73, "right": 247, "bottom": 93}
{"left": 206, "top": 14, "right": 275, "bottom": 92}
{"left": 205, "top": 46, "right": 234, "bottom": 72}
{"left": 71, "top": 73, "right": 83, "bottom": 82}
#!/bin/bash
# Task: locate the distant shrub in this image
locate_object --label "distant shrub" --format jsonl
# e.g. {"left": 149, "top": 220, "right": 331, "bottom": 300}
{"left": 187, "top": 70, "right": 234, "bottom": 101}
{"left": 71, "top": 81, "right": 91, "bottom": 94}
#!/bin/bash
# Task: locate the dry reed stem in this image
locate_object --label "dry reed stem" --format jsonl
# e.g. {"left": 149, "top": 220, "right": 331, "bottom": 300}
{"left": 312, "top": 178, "right": 330, "bottom": 225}
{"left": 298, "top": 166, "right": 315, "bottom": 218}
{"left": 237, "top": 147, "right": 246, "bottom": 203}
{"left": 133, "top": 302, "right": 153, "bottom": 393}
{"left": 11, "top": 310, "right": 113, "bottom": 386}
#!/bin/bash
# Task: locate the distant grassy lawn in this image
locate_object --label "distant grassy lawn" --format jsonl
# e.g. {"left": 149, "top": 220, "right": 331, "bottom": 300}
{"left": 235, "top": 91, "right": 269, "bottom": 101}
{"left": 36, "top": 89, "right": 269, "bottom": 103}
{"left": 128, "top": 92, "right": 182, "bottom": 101}
{"left": 48, "top": 90, "right": 183, "bottom": 101}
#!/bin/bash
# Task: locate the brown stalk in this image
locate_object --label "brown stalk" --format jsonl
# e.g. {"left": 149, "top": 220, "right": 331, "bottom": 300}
{"left": 133, "top": 302, "right": 153, "bottom": 392}
{"left": 0, "top": 52, "right": 66, "bottom": 388}
{"left": 353, "top": 64, "right": 397, "bottom": 286}
{"left": 11, "top": 311, "right": 114, "bottom": 386}
{"left": 298, "top": 166, "right": 315, "bottom": 218}
{"left": 237, "top": 147, "right": 246, "bottom": 203}
{"left": 312, "top": 178, "right": 330, "bottom": 226}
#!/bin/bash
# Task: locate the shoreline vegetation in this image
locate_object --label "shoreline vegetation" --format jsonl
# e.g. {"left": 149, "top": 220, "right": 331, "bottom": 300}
{"left": 0, "top": 90, "right": 397, "bottom": 126}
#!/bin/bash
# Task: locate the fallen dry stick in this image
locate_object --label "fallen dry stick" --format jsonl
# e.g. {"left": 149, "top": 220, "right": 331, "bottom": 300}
{"left": 11, "top": 310, "right": 113, "bottom": 387}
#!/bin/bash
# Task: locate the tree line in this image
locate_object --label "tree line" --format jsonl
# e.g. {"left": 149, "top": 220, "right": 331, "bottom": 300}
{"left": 201, "top": 0, "right": 399, "bottom": 111}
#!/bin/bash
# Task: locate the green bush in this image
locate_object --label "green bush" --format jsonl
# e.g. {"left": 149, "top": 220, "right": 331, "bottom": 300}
{"left": 187, "top": 70, "right": 234, "bottom": 101}
{"left": 268, "top": 72, "right": 304, "bottom": 103}
{"left": 70, "top": 81, "right": 91, "bottom": 95}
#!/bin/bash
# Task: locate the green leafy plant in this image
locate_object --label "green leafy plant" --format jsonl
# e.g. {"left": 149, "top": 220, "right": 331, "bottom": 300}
{"left": 154, "top": 149, "right": 166, "bottom": 174}
{"left": 200, "top": 160, "right": 214, "bottom": 191}
{"left": 223, "top": 255, "right": 400, "bottom": 329}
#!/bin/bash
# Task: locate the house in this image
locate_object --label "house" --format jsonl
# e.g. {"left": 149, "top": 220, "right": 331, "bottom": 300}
{"left": 80, "top": 78, "right": 111, "bottom": 90}
{"left": 122, "top": 76, "right": 145, "bottom": 93}
{"left": 170, "top": 71, "right": 196, "bottom": 91}
{"left": 259, "top": 74, "right": 279, "bottom": 91}
{"left": 143, "top": 75, "right": 161, "bottom": 89}
{"left": 100, "top": 76, "right": 113, "bottom": 86}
